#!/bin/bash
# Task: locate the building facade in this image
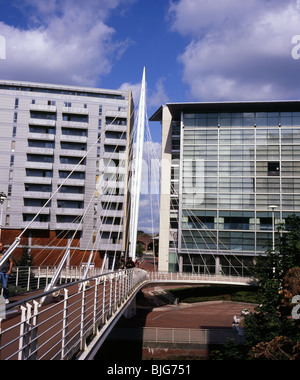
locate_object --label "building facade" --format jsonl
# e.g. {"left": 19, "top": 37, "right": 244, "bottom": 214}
{"left": 0, "top": 80, "right": 134, "bottom": 267}
{"left": 151, "top": 101, "right": 300, "bottom": 274}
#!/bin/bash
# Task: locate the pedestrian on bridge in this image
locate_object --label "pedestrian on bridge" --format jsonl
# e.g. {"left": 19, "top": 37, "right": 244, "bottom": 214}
{"left": 118, "top": 256, "right": 125, "bottom": 270}
{"left": 125, "top": 257, "right": 136, "bottom": 269}
{"left": 0, "top": 242, "right": 13, "bottom": 304}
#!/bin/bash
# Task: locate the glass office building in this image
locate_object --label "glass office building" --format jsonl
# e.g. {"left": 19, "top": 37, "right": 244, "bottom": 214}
{"left": 150, "top": 101, "right": 300, "bottom": 274}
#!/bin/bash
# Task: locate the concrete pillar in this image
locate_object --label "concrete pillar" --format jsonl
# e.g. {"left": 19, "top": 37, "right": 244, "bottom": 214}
{"left": 215, "top": 256, "right": 220, "bottom": 275}
{"left": 179, "top": 255, "right": 183, "bottom": 274}
{"left": 158, "top": 106, "right": 172, "bottom": 272}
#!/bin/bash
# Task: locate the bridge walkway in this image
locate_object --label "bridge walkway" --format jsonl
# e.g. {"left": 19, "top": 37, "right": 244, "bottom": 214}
{"left": 0, "top": 267, "right": 254, "bottom": 360}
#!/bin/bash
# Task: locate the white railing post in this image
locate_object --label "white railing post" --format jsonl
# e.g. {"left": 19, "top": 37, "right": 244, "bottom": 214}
{"left": 0, "top": 318, "right": 2, "bottom": 360}
{"left": 29, "top": 301, "right": 39, "bottom": 360}
{"left": 37, "top": 267, "right": 41, "bottom": 289}
{"left": 80, "top": 282, "right": 87, "bottom": 352}
{"left": 18, "top": 306, "right": 27, "bottom": 360}
{"left": 61, "top": 288, "right": 69, "bottom": 360}
{"left": 93, "top": 278, "right": 100, "bottom": 336}
{"left": 114, "top": 273, "right": 118, "bottom": 312}
{"left": 109, "top": 274, "right": 113, "bottom": 316}
{"left": 102, "top": 277, "right": 107, "bottom": 324}
{"left": 18, "top": 303, "right": 32, "bottom": 360}
{"left": 27, "top": 267, "right": 31, "bottom": 292}
{"left": 15, "top": 267, "right": 19, "bottom": 293}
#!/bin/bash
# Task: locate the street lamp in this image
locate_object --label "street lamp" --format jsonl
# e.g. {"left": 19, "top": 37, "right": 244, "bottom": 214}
{"left": 269, "top": 205, "right": 278, "bottom": 253}
{"left": 0, "top": 192, "right": 7, "bottom": 240}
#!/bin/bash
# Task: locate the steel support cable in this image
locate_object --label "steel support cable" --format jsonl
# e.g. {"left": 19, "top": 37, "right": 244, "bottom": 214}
{"left": 171, "top": 183, "right": 247, "bottom": 275}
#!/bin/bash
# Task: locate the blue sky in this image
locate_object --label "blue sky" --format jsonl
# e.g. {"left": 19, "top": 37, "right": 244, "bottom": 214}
{"left": 2, "top": 0, "right": 300, "bottom": 232}
{"left": 2, "top": 0, "right": 300, "bottom": 139}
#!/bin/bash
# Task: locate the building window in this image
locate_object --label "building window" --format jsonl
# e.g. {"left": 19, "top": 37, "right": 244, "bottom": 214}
{"left": 14, "top": 98, "right": 19, "bottom": 109}
{"left": 268, "top": 162, "right": 280, "bottom": 176}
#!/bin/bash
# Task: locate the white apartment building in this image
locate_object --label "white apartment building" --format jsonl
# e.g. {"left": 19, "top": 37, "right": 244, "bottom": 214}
{"left": 0, "top": 80, "right": 134, "bottom": 267}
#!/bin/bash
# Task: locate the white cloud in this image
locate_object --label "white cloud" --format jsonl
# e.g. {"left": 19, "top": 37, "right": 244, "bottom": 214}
{"left": 138, "top": 194, "right": 160, "bottom": 233}
{"left": 0, "top": 0, "right": 135, "bottom": 86}
{"left": 169, "top": 0, "right": 300, "bottom": 101}
{"left": 119, "top": 76, "right": 169, "bottom": 112}
{"left": 148, "top": 77, "right": 170, "bottom": 109}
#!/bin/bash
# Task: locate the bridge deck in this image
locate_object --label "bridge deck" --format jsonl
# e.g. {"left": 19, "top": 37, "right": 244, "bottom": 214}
{"left": 0, "top": 267, "right": 255, "bottom": 360}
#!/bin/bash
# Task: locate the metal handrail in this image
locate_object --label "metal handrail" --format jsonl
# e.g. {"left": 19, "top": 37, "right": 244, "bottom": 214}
{"left": 0, "top": 268, "right": 149, "bottom": 360}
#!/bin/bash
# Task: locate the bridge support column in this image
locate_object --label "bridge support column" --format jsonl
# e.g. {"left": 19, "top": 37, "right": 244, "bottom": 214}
{"left": 124, "top": 296, "right": 136, "bottom": 319}
{"left": 179, "top": 255, "right": 183, "bottom": 274}
{"left": 215, "top": 256, "right": 220, "bottom": 275}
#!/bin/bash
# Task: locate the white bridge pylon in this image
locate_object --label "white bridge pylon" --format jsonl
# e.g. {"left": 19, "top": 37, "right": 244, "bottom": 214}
{"left": 129, "top": 67, "right": 146, "bottom": 262}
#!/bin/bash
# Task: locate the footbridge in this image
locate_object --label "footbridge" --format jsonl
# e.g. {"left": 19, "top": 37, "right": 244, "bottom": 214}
{"left": 0, "top": 267, "right": 254, "bottom": 360}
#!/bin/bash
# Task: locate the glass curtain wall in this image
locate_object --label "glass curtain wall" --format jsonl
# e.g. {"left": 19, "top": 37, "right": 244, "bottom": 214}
{"left": 178, "top": 111, "right": 300, "bottom": 273}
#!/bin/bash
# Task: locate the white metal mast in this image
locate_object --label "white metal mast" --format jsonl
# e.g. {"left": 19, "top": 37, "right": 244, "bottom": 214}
{"left": 129, "top": 67, "right": 146, "bottom": 262}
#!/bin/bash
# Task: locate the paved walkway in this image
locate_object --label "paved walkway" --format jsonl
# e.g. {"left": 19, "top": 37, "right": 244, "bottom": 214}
{"left": 136, "top": 258, "right": 257, "bottom": 330}
{"left": 117, "top": 285, "right": 257, "bottom": 330}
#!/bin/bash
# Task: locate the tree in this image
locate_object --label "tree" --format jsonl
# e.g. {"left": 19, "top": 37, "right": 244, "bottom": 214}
{"left": 244, "top": 215, "right": 300, "bottom": 359}
{"left": 281, "top": 267, "right": 300, "bottom": 307}
{"left": 136, "top": 243, "right": 144, "bottom": 257}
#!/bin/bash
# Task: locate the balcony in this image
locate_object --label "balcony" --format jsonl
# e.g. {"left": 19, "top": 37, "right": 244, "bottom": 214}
{"left": 103, "top": 152, "right": 127, "bottom": 161}
{"left": 29, "top": 118, "right": 56, "bottom": 127}
{"left": 29, "top": 104, "right": 57, "bottom": 113}
{"left": 21, "top": 221, "right": 50, "bottom": 230}
{"left": 105, "top": 124, "right": 127, "bottom": 133}
{"left": 22, "top": 206, "right": 50, "bottom": 214}
{"left": 28, "top": 133, "right": 55, "bottom": 141}
{"left": 62, "top": 106, "right": 89, "bottom": 115}
{"left": 55, "top": 208, "right": 84, "bottom": 216}
{"left": 57, "top": 178, "right": 85, "bottom": 187}
{"left": 25, "top": 162, "right": 53, "bottom": 170}
{"left": 105, "top": 110, "right": 127, "bottom": 119}
{"left": 54, "top": 223, "right": 83, "bottom": 231}
{"left": 104, "top": 138, "right": 127, "bottom": 146}
{"left": 24, "top": 177, "right": 52, "bottom": 185}
{"left": 98, "top": 242, "right": 122, "bottom": 251}
{"left": 100, "top": 224, "right": 124, "bottom": 233}
{"left": 59, "top": 149, "right": 86, "bottom": 157}
{"left": 61, "top": 120, "right": 88, "bottom": 129}
{"left": 100, "top": 209, "right": 124, "bottom": 219}
{"left": 56, "top": 193, "right": 84, "bottom": 201}
{"left": 60, "top": 135, "right": 87, "bottom": 144}
{"left": 58, "top": 163, "right": 86, "bottom": 172}
{"left": 101, "top": 195, "right": 124, "bottom": 203}
{"left": 23, "top": 191, "right": 52, "bottom": 199}
{"left": 26, "top": 147, "right": 54, "bottom": 155}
